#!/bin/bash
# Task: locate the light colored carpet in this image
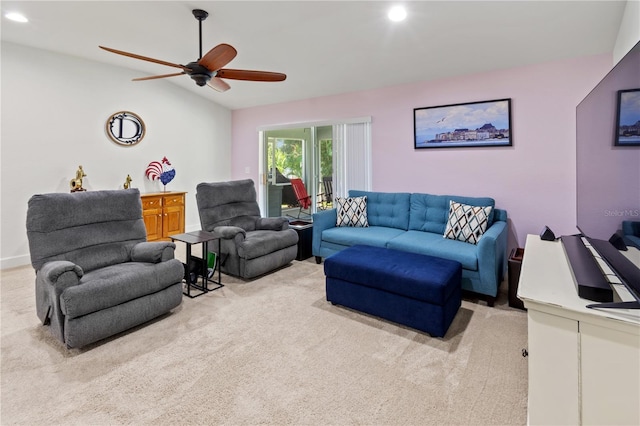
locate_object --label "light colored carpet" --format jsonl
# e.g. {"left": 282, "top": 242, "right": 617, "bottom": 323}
{"left": 1, "top": 254, "right": 528, "bottom": 425}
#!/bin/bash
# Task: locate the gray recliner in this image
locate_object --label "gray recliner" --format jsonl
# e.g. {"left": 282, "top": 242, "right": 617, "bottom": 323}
{"left": 196, "top": 179, "right": 299, "bottom": 279}
{"left": 26, "top": 189, "right": 184, "bottom": 349}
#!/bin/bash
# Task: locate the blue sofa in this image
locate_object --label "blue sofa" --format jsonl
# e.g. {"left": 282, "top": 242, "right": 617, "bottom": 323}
{"left": 623, "top": 221, "right": 640, "bottom": 249}
{"left": 312, "top": 190, "right": 508, "bottom": 305}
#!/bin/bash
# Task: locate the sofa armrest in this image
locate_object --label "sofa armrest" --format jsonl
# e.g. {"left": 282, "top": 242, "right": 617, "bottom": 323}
{"left": 477, "top": 220, "right": 509, "bottom": 296}
{"left": 622, "top": 220, "right": 640, "bottom": 237}
{"left": 312, "top": 209, "right": 337, "bottom": 255}
{"left": 214, "top": 225, "right": 246, "bottom": 240}
{"left": 131, "top": 241, "right": 176, "bottom": 263}
{"left": 256, "top": 217, "right": 289, "bottom": 231}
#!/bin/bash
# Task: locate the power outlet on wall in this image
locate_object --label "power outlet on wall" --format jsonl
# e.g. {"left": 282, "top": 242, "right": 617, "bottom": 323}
{"left": 244, "top": 167, "right": 250, "bottom": 174}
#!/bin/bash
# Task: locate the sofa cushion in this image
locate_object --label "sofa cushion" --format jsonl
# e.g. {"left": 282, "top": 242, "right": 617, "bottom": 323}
{"left": 26, "top": 189, "right": 147, "bottom": 272}
{"left": 237, "top": 229, "right": 299, "bottom": 260}
{"left": 335, "top": 196, "right": 369, "bottom": 227}
{"left": 349, "top": 190, "right": 411, "bottom": 230}
{"left": 409, "top": 193, "right": 495, "bottom": 234}
{"left": 387, "top": 231, "right": 479, "bottom": 270}
{"left": 196, "top": 180, "right": 261, "bottom": 232}
{"left": 443, "top": 200, "right": 492, "bottom": 244}
{"left": 322, "top": 226, "right": 405, "bottom": 248}
{"left": 60, "top": 259, "right": 184, "bottom": 319}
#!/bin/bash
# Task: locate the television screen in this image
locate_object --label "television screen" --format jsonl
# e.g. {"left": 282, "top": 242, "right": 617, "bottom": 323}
{"left": 575, "top": 40, "right": 640, "bottom": 307}
{"left": 576, "top": 41, "right": 640, "bottom": 243}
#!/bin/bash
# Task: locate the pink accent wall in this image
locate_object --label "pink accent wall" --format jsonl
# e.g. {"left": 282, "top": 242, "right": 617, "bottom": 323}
{"left": 232, "top": 54, "right": 612, "bottom": 248}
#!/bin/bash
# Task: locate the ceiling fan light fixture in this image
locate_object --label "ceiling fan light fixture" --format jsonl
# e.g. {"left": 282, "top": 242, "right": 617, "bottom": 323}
{"left": 185, "top": 61, "right": 213, "bottom": 86}
{"left": 191, "top": 73, "right": 212, "bottom": 87}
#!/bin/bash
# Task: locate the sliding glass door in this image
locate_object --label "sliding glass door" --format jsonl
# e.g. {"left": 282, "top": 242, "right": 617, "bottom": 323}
{"left": 265, "top": 130, "right": 309, "bottom": 218}
{"left": 260, "top": 118, "right": 370, "bottom": 219}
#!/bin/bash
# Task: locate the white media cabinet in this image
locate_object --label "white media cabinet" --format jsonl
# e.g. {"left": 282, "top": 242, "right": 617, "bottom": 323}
{"left": 518, "top": 234, "right": 639, "bottom": 425}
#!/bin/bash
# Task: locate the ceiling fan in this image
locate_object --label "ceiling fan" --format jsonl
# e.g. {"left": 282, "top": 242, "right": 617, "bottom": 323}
{"left": 99, "top": 9, "right": 286, "bottom": 92}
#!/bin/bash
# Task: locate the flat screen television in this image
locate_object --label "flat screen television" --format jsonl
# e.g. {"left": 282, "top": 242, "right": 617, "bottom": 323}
{"left": 571, "top": 40, "right": 640, "bottom": 309}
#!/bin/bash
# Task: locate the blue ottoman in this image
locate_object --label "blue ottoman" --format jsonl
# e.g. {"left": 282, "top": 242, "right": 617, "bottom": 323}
{"left": 324, "top": 245, "right": 462, "bottom": 337}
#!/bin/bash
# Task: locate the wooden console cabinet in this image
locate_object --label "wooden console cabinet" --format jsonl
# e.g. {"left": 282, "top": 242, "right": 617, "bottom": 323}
{"left": 518, "top": 234, "right": 639, "bottom": 425}
{"left": 140, "top": 192, "right": 186, "bottom": 241}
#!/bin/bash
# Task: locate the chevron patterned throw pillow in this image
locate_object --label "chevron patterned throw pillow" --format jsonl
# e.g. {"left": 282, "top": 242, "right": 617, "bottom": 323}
{"left": 335, "top": 196, "right": 369, "bottom": 227}
{"left": 444, "top": 200, "right": 492, "bottom": 244}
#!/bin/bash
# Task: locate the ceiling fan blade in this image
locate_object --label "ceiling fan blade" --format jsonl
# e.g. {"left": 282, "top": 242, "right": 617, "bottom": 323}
{"left": 132, "top": 72, "right": 186, "bottom": 81}
{"left": 99, "top": 46, "right": 189, "bottom": 71}
{"left": 198, "top": 43, "right": 237, "bottom": 72}
{"left": 216, "top": 69, "right": 287, "bottom": 82}
{"left": 207, "top": 77, "right": 231, "bottom": 92}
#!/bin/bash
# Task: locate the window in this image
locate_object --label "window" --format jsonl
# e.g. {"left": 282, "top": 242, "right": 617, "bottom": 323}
{"left": 259, "top": 118, "right": 371, "bottom": 217}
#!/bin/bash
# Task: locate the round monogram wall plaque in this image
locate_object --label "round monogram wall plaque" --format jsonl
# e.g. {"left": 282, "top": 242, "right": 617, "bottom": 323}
{"left": 106, "top": 111, "right": 146, "bottom": 146}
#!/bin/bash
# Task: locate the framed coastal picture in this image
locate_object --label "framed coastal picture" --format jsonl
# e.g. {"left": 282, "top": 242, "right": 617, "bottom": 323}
{"left": 414, "top": 98, "right": 512, "bottom": 149}
{"left": 615, "top": 88, "right": 640, "bottom": 146}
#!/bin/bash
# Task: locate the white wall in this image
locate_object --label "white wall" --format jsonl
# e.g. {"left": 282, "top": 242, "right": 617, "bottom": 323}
{"left": 1, "top": 42, "right": 232, "bottom": 268}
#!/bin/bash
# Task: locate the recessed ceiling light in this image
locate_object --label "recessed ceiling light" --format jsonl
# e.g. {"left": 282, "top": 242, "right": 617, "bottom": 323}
{"left": 388, "top": 5, "right": 407, "bottom": 22}
{"left": 5, "top": 12, "right": 28, "bottom": 23}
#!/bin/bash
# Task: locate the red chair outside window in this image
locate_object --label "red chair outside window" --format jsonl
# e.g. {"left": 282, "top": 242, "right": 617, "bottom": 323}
{"left": 290, "top": 178, "right": 312, "bottom": 218}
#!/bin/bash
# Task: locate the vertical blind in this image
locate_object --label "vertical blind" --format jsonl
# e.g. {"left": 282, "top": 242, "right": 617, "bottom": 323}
{"left": 332, "top": 121, "right": 372, "bottom": 198}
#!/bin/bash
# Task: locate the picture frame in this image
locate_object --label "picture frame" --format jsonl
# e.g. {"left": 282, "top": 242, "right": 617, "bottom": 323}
{"left": 414, "top": 98, "right": 512, "bottom": 149}
{"left": 615, "top": 88, "right": 640, "bottom": 146}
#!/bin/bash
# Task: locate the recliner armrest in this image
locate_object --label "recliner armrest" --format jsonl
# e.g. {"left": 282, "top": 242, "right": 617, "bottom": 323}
{"left": 214, "top": 225, "right": 246, "bottom": 240}
{"left": 131, "top": 241, "right": 176, "bottom": 263}
{"left": 40, "top": 260, "right": 83, "bottom": 284}
{"left": 256, "top": 217, "right": 289, "bottom": 231}
{"left": 36, "top": 260, "right": 84, "bottom": 330}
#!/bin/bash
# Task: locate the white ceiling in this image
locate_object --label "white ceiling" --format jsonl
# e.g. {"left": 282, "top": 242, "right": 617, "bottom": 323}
{"left": 0, "top": 1, "right": 628, "bottom": 110}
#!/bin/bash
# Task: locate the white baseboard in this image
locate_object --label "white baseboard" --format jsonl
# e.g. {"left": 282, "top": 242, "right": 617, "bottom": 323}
{"left": 1, "top": 254, "right": 31, "bottom": 270}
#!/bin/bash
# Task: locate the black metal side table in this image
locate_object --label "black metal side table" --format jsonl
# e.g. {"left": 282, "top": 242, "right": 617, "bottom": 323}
{"left": 170, "top": 230, "right": 223, "bottom": 298}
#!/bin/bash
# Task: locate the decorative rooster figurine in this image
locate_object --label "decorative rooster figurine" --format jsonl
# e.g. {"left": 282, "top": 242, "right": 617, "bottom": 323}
{"left": 145, "top": 156, "right": 175, "bottom": 191}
